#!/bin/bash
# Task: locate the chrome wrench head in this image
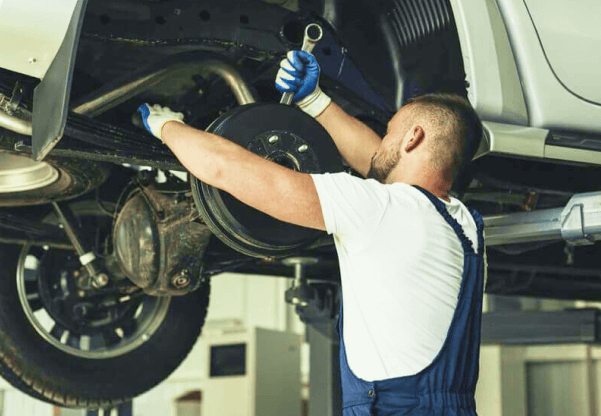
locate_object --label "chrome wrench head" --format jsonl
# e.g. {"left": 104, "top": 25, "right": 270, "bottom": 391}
{"left": 301, "top": 23, "right": 324, "bottom": 55}
{"left": 280, "top": 23, "right": 324, "bottom": 105}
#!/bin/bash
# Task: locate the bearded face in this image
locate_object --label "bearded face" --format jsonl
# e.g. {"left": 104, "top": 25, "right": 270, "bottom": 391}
{"left": 367, "top": 106, "right": 414, "bottom": 183}
{"left": 367, "top": 145, "right": 402, "bottom": 183}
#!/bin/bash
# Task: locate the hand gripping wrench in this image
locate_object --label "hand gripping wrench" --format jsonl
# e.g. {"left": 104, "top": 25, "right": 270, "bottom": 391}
{"left": 280, "top": 23, "right": 324, "bottom": 105}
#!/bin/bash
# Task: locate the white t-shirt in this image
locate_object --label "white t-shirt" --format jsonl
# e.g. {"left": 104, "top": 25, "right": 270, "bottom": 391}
{"left": 311, "top": 172, "right": 482, "bottom": 381}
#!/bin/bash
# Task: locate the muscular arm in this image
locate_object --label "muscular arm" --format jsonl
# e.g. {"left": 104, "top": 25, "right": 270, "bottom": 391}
{"left": 316, "top": 102, "right": 382, "bottom": 177}
{"left": 161, "top": 121, "right": 326, "bottom": 231}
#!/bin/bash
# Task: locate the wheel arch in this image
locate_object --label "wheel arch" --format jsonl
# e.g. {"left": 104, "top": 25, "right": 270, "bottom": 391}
{"left": 300, "top": 0, "right": 468, "bottom": 111}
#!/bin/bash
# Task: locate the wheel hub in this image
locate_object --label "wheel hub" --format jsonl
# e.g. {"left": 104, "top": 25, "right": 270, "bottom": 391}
{"left": 0, "top": 153, "right": 59, "bottom": 193}
{"left": 191, "top": 103, "right": 344, "bottom": 258}
{"left": 35, "top": 251, "right": 137, "bottom": 334}
{"left": 250, "top": 130, "right": 321, "bottom": 172}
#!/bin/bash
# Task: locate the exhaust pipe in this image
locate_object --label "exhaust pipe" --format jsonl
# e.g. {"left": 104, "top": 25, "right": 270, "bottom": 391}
{"left": 71, "top": 57, "right": 257, "bottom": 117}
{"left": 0, "top": 106, "right": 32, "bottom": 136}
{"left": 0, "top": 54, "right": 256, "bottom": 134}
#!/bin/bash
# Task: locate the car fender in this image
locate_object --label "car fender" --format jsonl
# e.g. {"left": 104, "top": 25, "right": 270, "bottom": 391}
{"left": 448, "top": 0, "right": 528, "bottom": 125}
{"left": 0, "top": 0, "right": 80, "bottom": 80}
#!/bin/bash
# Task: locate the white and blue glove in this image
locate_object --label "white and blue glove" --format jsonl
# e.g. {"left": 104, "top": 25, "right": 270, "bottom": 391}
{"left": 137, "top": 103, "right": 185, "bottom": 142}
{"left": 275, "top": 50, "right": 331, "bottom": 118}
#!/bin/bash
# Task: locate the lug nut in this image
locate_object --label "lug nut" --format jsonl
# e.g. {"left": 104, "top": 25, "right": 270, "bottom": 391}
{"left": 297, "top": 144, "right": 309, "bottom": 153}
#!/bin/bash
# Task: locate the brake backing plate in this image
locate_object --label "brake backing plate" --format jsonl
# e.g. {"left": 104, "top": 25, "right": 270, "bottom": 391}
{"left": 191, "top": 103, "right": 344, "bottom": 258}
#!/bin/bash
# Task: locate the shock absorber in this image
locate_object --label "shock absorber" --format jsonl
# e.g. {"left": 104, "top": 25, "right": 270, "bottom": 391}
{"left": 52, "top": 201, "right": 109, "bottom": 289}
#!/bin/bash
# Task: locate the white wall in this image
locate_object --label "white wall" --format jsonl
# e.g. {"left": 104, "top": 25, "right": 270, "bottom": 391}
{"left": 204, "top": 273, "right": 302, "bottom": 333}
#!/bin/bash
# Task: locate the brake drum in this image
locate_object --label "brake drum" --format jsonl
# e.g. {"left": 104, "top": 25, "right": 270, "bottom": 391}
{"left": 191, "top": 103, "right": 344, "bottom": 258}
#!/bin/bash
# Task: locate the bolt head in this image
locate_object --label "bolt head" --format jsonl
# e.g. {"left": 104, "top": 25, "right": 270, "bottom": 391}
{"left": 78, "top": 290, "right": 86, "bottom": 297}
{"left": 93, "top": 273, "right": 109, "bottom": 288}
{"left": 73, "top": 270, "right": 80, "bottom": 278}
{"left": 172, "top": 272, "right": 191, "bottom": 288}
{"left": 28, "top": 57, "right": 37, "bottom": 64}
{"left": 297, "top": 144, "right": 309, "bottom": 153}
{"left": 268, "top": 135, "right": 279, "bottom": 144}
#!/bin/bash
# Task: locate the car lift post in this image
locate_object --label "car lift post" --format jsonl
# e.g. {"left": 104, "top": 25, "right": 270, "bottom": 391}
{"left": 284, "top": 257, "right": 342, "bottom": 416}
{"left": 305, "top": 323, "right": 342, "bottom": 416}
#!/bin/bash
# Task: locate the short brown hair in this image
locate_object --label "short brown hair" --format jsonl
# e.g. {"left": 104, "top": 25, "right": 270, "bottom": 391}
{"left": 405, "top": 93, "right": 483, "bottom": 179}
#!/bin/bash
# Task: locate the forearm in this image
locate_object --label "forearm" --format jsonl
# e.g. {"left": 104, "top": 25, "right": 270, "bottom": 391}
{"left": 316, "top": 102, "right": 382, "bottom": 177}
{"left": 161, "top": 121, "right": 259, "bottom": 188}
{"left": 160, "top": 121, "right": 326, "bottom": 230}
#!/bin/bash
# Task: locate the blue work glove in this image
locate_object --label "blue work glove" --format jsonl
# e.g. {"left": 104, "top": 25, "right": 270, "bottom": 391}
{"left": 137, "top": 103, "right": 185, "bottom": 142}
{"left": 276, "top": 51, "right": 320, "bottom": 101}
{"left": 275, "top": 51, "right": 331, "bottom": 117}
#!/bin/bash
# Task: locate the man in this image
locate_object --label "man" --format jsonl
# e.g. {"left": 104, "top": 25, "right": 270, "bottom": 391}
{"left": 139, "top": 50, "right": 486, "bottom": 415}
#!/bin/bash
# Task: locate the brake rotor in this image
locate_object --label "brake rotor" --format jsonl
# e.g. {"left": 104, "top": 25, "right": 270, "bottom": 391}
{"left": 191, "top": 103, "right": 344, "bottom": 258}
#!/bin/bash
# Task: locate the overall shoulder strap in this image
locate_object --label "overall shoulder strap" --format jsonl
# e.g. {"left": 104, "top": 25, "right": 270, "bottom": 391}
{"left": 412, "top": 185, "right": 475, "bottom": 255}
{"left": 468, "top": 208, "right": 485, "bottom": 255}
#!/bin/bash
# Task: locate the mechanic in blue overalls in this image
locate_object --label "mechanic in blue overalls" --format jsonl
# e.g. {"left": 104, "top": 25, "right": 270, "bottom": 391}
{"left": 139, "top": 50, "right": 486, "bottom": 415}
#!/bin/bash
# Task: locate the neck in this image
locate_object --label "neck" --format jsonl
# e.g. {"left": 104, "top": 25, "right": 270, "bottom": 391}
{"left": 388, "top": 170, "right": 452, "bottom": 202}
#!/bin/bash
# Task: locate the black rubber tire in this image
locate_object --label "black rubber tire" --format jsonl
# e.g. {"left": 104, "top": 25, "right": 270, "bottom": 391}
{"left": 0, "top": 243, "right": 210, "bottom": 408}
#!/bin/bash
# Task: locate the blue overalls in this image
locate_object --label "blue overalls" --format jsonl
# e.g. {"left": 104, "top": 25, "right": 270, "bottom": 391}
{"left": 337, "top": 185, "right": 485, "bottom": 416}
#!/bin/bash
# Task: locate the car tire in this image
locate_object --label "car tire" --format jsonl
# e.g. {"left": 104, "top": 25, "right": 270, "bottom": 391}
{"left": 0, "top": 239, "right": 210, "bottom": 408}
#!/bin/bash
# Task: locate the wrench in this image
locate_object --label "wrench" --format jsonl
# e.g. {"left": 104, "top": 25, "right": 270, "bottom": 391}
{"left": 280, "top": 23, "right": 324, "bottom": 105}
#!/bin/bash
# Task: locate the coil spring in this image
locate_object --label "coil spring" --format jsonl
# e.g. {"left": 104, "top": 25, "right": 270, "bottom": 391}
{"left": 389, "top": 0, "right": 454, "bottom": 50}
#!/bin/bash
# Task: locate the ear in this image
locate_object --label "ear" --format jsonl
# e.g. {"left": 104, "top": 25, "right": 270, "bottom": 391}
{"left": 404, "top": 125, "right": 425, "bottom": 153}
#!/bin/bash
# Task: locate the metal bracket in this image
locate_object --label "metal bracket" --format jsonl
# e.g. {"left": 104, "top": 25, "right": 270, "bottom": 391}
{"left": 560, "top": 192, "right": 601, "bottom": 246}
{"left": 32, "top": 0, "right": 89, "bottom": 160}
